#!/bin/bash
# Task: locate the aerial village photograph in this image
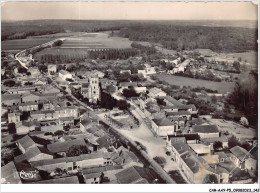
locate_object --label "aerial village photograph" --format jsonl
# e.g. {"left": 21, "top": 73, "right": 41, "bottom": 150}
{"left": 0, "top": 1, "right": 258, "bottom": 191}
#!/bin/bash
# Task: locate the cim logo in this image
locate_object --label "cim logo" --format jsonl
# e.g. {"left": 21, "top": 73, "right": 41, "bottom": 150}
{"left": 19, "top": 170, "right": 38, "bottom": 180}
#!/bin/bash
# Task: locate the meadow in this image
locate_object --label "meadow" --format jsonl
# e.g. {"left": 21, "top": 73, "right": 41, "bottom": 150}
{"left": 156, "top": 74, "right": 235, "bottom": 94}
{"left": 1, "top": 38, "right": 54, "bottom": 51}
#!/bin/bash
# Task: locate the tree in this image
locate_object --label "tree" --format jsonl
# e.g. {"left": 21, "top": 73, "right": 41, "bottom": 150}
{"left": 17, "top": 66, "right": 27, "bottom": 74}
{"left": 203, "top": 174, "right": 218, "bottom": 184}
{"left": 122, "top": 88, "right": 139, "bottom": 98}
{"left": 213, "top": 141, "right": 223, "bottom": 151}
{"left": 66, "top": 145, "right": 90, "bottom": 157}
{"left": 52, "top": 40, "right": 63, "bottom": 47}
{"left": 228, "top": 135, "right": 240, "bottom": 149}
{"left": 211, "top": 95, "right": 217, "bottom": 104}
{"left": 8, "top": 123, "right": 16, "bottom": 134}
{"left": 1, "top": 147, "right": 14, "bottom": 163}
{"left": 39, "top": 170, "right": 50, "bottom": 180}
{"left": 3, "top": 80, "right": 16, "bottom": 87}
{"left": 24, "top": 82, "right": 33, "bottom": 86}
{"left": 53, "top": 130, "right": 64, "bottom": 136}
{"left": 117, "top": 100, "right": 129, "bottom": 110}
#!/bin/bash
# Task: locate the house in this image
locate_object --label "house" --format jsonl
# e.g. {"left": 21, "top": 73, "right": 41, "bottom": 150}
{"left": 99, "top": 78, "right": 117, "bottom": 89}
{"left": 148, "top": 87, "right": 167, "bottom": 98}
{"left": 170, "top": 141, "right": 220, "bottom": 184}
{"left": 120, "top": 70, "right": 131, "bottom": 75}
{"left": 8, "top": 86, "right": 38, "bottom": 94}
{"left": 30, "top": 152, "right": 114, "bottom": 172}
{"left": 215, "top": 152, "right": 229, "bottom": 163}
{"left": 55, "top": 106, "right": 79, "bottom": 118}
{"left": 40, "top": 85, "right": 60, "bottom": 94}
{"left": 111, "top": 146, "right": 140, "bottom": 166}
{"left": 42, "top": 101, "right": 55, "bottom": 110}
{"left": 119, "top": 82, "right": 138, "bottom": 90}
{"left": 34, "top": 176, "right": 79, "bottom": 184}
{"left": 2, "top": 94, "right": 21, "bottom": 106}
{"left": 188, "top": 144, "right": 211, "bottom": 156}
{"left": 47, "top": 138, "right": 87, "bottom": 155}
{"left": 229, "top": 146, "right": 257, "bottom": 171}
{"left": 8, "top": 112, "right": 21, "bottom": 123}
{"left": 35, "top": 78, "right": 47, "bottom": 85}
{"left": 21, "top": 92, "right": 40, "bottom": 103}
{"left": 83, "top": 172, "right": 101, "bottom": 184}
{"left": 30, "top": 110, "right": 55, "bottom": 122}
{"left": 14, "top": 146, "right": 53, "bottom": 163}
{"left": 48, "top": 64, "right": 57, "bottom": 75}
{"left": 15, "top": 120, "right": 41, "bottom": 134}
{"left": 166, "top": 111, "right": 192, "bottom": 121}
{"left": 1, "top": 161, "right": 22, "bottom": 184}
{"left": 201, "top": 137, "right": 229, "bottom": 150}
{"left": 59, "top": 70, "right": 72, "bottom": 81}
{"left": 115, "top": 165, "right": 157, "bottom": 184}
{"left": 16, "top": 135, "right": 40, "bottom": 153}
{"left": 80, "top": 118, "right": 99, "bottom": 133}
{"left": 18, "top": 101, "right": 38, "bottom": 112}
{"left": 137, "top": 66, "right": 156, "bottom": 78}
{"left": 151, "top": 117, "right": 177, "bottom": 137}
{"left": 167, "top": 133, "right": 200, "bottom": 145}
{"left": 59, "top": 117, "right": 75, "bottom": 126}
{"left": 28, "top": 67, "right": 41, "bottom": 77}
{"left": 191, "top": 125, "right": 219, "bottom": 139}
{"left": 41, "top": 125, "right": 63, "bottom": 133}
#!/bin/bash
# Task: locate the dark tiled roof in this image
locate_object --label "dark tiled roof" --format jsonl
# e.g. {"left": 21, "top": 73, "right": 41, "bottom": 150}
{"left": 1, "top": 161, "right": 22, "bottom": 184}
{"left": 81, "top": 165, "right": 123, "bottom": 175}
{"left": 17, "top": 135, "right": 36, "bottom": 151}
{"left": 192, "top": 124, "right": 219, "bottom": 133}
{"left": 230, "top": 146, "right": 255, "bottom": 161}
{"left": 33, "top": 176, "right": 79, "bottom": 184}
{"left": 115, "top": 166, "right": 157, "bottom": 184}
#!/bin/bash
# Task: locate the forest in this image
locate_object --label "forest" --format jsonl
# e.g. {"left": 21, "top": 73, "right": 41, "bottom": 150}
{"left": 119, "top": 25, "right": 258, "bottom": 52}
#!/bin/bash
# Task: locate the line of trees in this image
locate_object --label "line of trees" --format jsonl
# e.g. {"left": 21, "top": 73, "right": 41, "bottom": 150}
{"left": 88, "top": 48, "right": 139, "bottom": 60}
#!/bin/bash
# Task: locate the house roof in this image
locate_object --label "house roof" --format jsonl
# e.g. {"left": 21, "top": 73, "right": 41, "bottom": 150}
{"left": 192, "top": 124, "right": 219, "bottom": 133}
{"left": 111, "top": 146, "right": 139, "bottom": 165}
{"left": 84, "top": 172, "right": 101, "bottom": 180}
{"left": 30, "top": 152, "right": 114, "bottom": 167}
{"left": 14, "top": 146, "right": 52, "bottom": 163}
{"left": 115, "top": 165, "right": 157, "bottom": 184}
{"left": 81, "top": 165, "right": 123, "bottom": 175}
{"left": 152, "top": 118, "right": 174, "bottom": 127}
{"left": 157, "top": 96, "right": 182, "bottom": 107}
{"left": 1, "top": 161, "right": 22, "bottom": 184}
{"left": 31, "top": 110, "right": 55, "bottom": 115}
{"left": 59, "top": 70, "right": 70, "bottom": 75}
{"left": 149, "top": 87, "right": 165, "bottom": 96}
{"left": 96, "top": 134, "right": 115, "bottom": 149}
{"left": 19, "top": 101, "right": 38, "bottom": 106}
{"left": 119, "top": 82, "right": 138, "bottom": 87}
{"left": 230, "top": 146, "right": 255, "bottom": 161}
{"left": 21, "top": 120, "right": 41, "bottom": 127}
{"left": 2, "top": 94, "right": 21, "bottom": 101}
{"left": 168, "top": 133, "right": 200, "bottom": 141}
{"left": 34, "top": 176, "right": 79, "bottom": 184}
{"left": 17, "top": 135, "right": 36, "bottom": 151}
{"left": 188, "top": 144, "right": 211, "bottom": 155}
{"left": 166, "top": 111, "right": 191, "bottom": 116}
{"left": 201, "top": 136, "right": 228, "bottom": 144}
{"left": 47, "top": 138, "right": 87, "bottom": 153}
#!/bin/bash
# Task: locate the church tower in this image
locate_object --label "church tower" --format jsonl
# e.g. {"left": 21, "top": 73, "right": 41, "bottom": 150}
{"left": 88, "top": 75, "right": 100, "bottom": 104}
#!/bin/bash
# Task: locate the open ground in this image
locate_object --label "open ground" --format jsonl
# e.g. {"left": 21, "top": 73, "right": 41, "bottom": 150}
{"left": 155, "top": 73, "right": 235, "bottom": 94}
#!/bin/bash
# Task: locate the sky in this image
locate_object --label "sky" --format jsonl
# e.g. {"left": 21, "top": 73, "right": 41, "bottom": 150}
{"left": 1, "top": 1, "right": 258, "bottom": 21}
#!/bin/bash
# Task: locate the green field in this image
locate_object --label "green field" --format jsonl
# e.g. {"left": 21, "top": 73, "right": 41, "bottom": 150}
{"left": 1, "top": 38, "right": 54, "bottom": 51}
{"left": 60, "top": 33, "right": 132, "bottom": 49}
{"left": 156, "top": 74, "right": 234, "bottom": 94}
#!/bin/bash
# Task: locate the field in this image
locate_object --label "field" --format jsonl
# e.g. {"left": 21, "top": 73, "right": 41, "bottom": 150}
{"left": 1, "top": 38, "right": 55, "bottom": 51}
{"left": 60, "top": 33, "right": 132, "bottom": 49}
{"left": 156, "top": 74, "right": 234, "bottom": 94}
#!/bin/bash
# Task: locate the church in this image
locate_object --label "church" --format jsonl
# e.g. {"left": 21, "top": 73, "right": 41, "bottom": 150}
{"left": 81, "top": 74, "right": 101, "bottom": 104}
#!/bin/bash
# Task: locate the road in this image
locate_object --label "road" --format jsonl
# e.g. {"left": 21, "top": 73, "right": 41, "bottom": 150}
{"left": 15, "top": 38, "right": 67, "bottom": 69}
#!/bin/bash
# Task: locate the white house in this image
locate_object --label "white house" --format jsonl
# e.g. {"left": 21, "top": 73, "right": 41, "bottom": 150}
{"left": 59, "top": 70, "right": 73, "bottom": 81}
